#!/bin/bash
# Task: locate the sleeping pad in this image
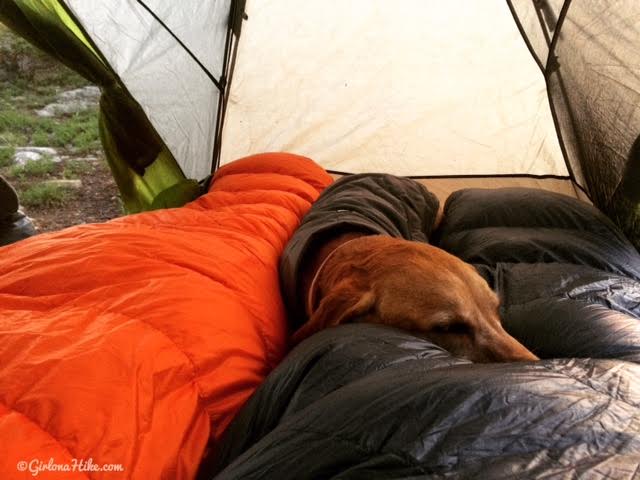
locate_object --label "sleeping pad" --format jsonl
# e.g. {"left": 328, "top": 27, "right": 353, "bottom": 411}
{"left": 204, "top": 187, "right": 640, "bottom": 479}
{"left": 0, "top": 153, "right": 332, "bottom": 479}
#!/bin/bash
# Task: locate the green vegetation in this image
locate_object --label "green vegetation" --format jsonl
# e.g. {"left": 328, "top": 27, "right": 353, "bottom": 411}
{"left": 0, "top": 24, "right": 121, "bottom": 231}
{"left": 0, "top": 23, "right": 101, "bottom": 215}
{"left": 63, "top": 159, "right": 92, "bottom": 178}
{"left": 9, "top": 155, "right": 56, "bottom": 178}
{"left": 0, "top": 103, "right": 100, "bottom": 153}
{"left": 20, "top": 182, "right": 72, "bottom": 208}
{"left": 0, "top": 109, "right": 101, "bottom": 152}
{"left": 0, "top": 24, "right": 100, "bottom": 154}
{"left": 0, "top": 25, "right": 86, "bottom": 103}
{"left": 0, "top": 147, "right": 14, "bottom": 167}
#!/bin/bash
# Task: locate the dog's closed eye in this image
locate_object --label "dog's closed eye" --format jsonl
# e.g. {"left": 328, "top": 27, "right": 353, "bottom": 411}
{"left": 430, "top": 322, "right": 470, "bottom": 335}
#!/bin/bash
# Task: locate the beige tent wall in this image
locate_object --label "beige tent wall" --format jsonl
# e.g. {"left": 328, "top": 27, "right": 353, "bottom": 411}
{"left": 418, "top": 177, "right": 582, "bottom": 204}
{"left": 221, "top": 0, "right": 567, "bottom": 177}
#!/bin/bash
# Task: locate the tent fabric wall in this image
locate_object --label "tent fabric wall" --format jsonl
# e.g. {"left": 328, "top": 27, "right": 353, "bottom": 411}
{"left": 509, "top": 0, "right": 640, "bottom": 248}
{"left": 220, "top": 0, "right": 567, "bottom": 178}
{"left": 63, "top": 0, "right": 231, "bottom": 180}
{"left": 506, "top": 0, "right": 565, "bottom": 72}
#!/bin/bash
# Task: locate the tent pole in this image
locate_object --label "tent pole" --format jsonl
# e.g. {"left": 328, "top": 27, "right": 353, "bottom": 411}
{"left": 532, "top": 0, "right": 591, "bottom": 199}
{"left": 211, "top": 0, "right": 247, "bottom": 174}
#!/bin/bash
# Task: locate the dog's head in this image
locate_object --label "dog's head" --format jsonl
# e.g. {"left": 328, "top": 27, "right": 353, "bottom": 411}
{"left": 293, "top": 236, "right": 538, "bottom": 363}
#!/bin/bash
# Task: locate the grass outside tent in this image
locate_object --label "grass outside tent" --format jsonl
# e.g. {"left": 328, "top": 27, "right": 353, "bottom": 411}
{"left": 0, "top": 23, "right": 122, "bottom": 232}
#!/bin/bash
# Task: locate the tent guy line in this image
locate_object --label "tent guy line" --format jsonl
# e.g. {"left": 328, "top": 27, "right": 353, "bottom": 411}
{"left": 134, "top": 0, "right": 225, "bottom": 92}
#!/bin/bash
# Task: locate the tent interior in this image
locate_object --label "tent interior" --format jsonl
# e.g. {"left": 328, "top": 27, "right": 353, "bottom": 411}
{"left": 221, "top": 0, "right": 591, "bottom": 211}
{"left": 2, "top": 0, "right": 638, "bottom": 231}
{"left": 2, "top": 1, "right": 640, "bottom": 479}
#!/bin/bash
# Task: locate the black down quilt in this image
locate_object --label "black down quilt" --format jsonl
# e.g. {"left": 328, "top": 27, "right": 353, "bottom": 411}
{"left": 202, "top": 187, "right": 640, "bottom": 480}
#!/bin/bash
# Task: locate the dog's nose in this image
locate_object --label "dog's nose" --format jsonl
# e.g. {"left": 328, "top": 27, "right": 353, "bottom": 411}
{"left": 490, "top": 335, "right": 539, "bottom": 362}
{"left": 507, "top": 347, "right": 539, "bottom": 362}
{"left": 472, "top": 325, "right": 539, "bottom": 363}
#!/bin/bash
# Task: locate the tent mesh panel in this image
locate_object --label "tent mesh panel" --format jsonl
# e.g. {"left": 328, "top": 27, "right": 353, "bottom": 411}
{"left": 511, "top": 0, "right": 640, "bottom": 249}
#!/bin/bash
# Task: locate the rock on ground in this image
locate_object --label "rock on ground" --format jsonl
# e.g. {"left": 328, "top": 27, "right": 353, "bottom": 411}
{"left": 13, "top": 147, "right": 61, "bottom": 165}
{"left": 43, "top": 179, "right": 82, "bottom": 189}
{"left": 35, "top": 85, "right": 100, "bottom": 118}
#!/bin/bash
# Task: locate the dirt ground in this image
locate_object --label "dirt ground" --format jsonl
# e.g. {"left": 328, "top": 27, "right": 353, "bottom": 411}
{"left": 23, "top": 159, "right": 122, "bottom": 232}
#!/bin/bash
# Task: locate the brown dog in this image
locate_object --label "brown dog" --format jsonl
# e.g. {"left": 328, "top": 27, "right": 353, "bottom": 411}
{"left": 292, "top": 234, "right": 538, "bottom": 363}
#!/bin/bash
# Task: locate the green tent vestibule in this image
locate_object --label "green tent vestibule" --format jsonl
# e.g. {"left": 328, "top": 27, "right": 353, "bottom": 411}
{"left": 1, "top": 0, "right": 639, "bottom": 248}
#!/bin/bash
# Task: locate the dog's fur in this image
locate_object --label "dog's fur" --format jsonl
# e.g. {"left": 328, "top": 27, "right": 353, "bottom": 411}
{"left": 293, "top": 233, "right": 538, "bottom": 363}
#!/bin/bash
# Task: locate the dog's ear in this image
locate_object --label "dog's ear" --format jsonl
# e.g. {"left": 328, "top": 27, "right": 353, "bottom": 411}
{"left": 292, "top": 283, "right": 375, "bottom": 345}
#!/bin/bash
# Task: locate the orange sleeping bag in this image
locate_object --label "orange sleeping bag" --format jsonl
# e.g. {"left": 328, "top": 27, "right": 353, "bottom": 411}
{"left": 0, "top": 153, "right": 332, "bottom": 479}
